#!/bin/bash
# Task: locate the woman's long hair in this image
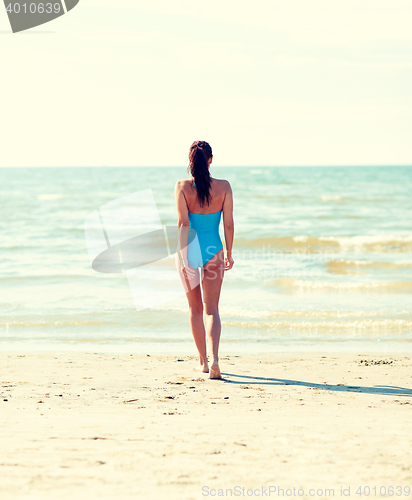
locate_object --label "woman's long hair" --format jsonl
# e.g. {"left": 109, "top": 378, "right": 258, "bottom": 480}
{"left": 187, "top": 140, "right": 212, "bottom": 207}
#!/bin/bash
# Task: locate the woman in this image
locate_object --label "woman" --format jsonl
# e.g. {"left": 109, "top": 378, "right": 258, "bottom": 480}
{"left": 174, "top": 140, "right": 234, "bottom": 379}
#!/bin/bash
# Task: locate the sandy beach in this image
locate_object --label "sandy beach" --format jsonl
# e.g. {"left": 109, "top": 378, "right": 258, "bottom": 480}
{"left": 1, "top": 352, "right": 411, "bottom": 499}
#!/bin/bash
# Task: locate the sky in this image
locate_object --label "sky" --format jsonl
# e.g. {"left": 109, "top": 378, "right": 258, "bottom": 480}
{"left": 1, "top": 0, "right": 411, "bottom": 167}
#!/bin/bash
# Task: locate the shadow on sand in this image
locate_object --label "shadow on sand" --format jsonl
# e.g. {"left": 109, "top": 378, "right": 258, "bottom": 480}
{"left": 221, "top": 373, "right": 412, "bottom": 398}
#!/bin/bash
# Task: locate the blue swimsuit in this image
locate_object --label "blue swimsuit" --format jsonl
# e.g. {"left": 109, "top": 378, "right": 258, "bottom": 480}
{"left": 187, "top": 210, "right": 223, "bottom": 268}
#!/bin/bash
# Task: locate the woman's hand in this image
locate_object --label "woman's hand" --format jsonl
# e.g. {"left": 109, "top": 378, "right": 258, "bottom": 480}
{"left": 181, "top": 259, "right": 196, "bottom": 280}
{"left": 224, "top": 253, "right": 234, "bottom": 271}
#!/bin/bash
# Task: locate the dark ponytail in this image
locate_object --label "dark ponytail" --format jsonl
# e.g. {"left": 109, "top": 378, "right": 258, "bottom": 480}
{"left": 187, "top": 140, "right": 212, "bottom": 207}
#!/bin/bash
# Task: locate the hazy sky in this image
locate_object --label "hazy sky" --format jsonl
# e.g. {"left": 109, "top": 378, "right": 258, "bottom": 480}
{"left": 1, "top": 0, "right": 411, "bottom": 166}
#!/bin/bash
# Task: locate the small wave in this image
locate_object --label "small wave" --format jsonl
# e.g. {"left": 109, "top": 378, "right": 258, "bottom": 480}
{"left": 272, "top": 278, "right": 412, "bottom": 293}
{"left": 222, "top": 318, "right": 412, "bottom": 333}
{"left": 162, "top": 305, "right": 412, "bottom": 321}
{"left": 320, "top": 195, "right": 344, "bottom": 201}
{"left": 322, "top": 235, "right": 412, "bottom": 253}
{"left": 0, "top": 274, "right": 95, "bottom": 283}
{"left": 37, "top": 194, "right": 68, "bottom": 201}
{"left": 223, "top": 308, "right": 411, "bottom": 320}
{"left": 327, "top": 259, "right": 412, "bottom": 274}
{"left": 0, "top": 320, "right": 108, "bottom": 327}
{"left": 236, "top": 235, "right": 412, "bottom": 253}
{"left": 319, "top": 195, "right": 390, "bottom": 203}
{"left": 236, "top": 236, "right": 339, "bottom": 251}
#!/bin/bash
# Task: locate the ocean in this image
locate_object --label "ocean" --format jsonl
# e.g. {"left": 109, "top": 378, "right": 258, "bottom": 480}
{"left": 1, "top": 166, "right": 411, "bottom": 354}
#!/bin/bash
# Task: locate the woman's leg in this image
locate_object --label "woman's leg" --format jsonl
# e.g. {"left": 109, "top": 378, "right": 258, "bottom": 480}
{"left": 185, "top": 268, "right": 209, "bottom": 372}
{"left": 202, "top": 249, "right": 225, "bottom": 379}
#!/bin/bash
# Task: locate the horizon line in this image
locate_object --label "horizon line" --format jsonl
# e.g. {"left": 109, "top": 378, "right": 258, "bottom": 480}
{"left": 1, "top": 164, "right": 411, "bottom": 168}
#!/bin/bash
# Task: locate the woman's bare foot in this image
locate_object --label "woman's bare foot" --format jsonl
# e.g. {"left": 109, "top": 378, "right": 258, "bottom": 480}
{"left": 209, "top": 363, "right": 221, "bottom": 379}
{"left": 200, "top": 358, "right": 209, "bottom": 373}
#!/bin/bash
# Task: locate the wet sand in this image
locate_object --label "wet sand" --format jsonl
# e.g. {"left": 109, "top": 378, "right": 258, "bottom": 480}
{"left": 1, "top": 352, "right": 411, "bottom": 499}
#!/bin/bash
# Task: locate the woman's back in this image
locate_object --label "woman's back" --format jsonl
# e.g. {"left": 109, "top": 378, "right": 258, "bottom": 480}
{"left": 176, "top": 177, "right": 228, "bottom": 268}
{"left": 179, "top": 177, "right": 229, "bottom": 214}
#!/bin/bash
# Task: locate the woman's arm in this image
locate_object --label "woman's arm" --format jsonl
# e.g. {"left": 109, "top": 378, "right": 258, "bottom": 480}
{"left": 222, "top": 181, "right": 234, "bottom": 270}
{"left": 174, "top": 181, "right": 195, "bottom": 277}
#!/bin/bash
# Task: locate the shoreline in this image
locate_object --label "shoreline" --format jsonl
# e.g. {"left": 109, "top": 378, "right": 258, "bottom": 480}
{"left": 1, "top": 340, "right": 411, "bottom": 356}
{"left": 1, "top": 352, "right": 412, "bottom": 499}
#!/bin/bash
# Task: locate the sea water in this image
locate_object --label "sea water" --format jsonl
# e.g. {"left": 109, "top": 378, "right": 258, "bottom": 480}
{"left": 1, "top": 166, "right": 411, "bottom": 354}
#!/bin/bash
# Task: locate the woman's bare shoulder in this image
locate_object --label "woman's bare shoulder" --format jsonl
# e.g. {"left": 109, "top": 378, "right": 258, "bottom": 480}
{"left": 212, "top": 178, "right": 232, "bottom": 192}
{"left": 213, "top": 179, "right": 232, "bottom": 196}
{"left": 175, "top": 179, "right": 192, "bottom": 190}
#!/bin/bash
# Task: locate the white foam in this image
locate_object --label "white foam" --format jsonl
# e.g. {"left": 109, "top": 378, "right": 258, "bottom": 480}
{"left": 37, "top": 194, "right": 68, "bottom": 201}
{"left": 320, "top": 195, "right": 344, "bottom": 201}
